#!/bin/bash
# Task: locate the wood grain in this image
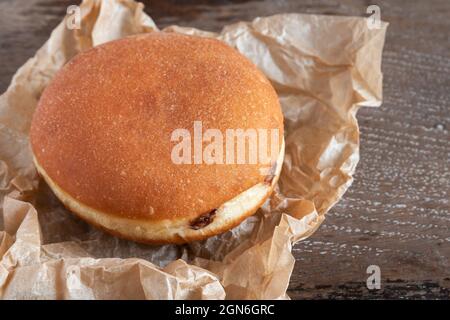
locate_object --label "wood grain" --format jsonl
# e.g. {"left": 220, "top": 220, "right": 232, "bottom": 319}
{"left": 0, "top": 0, "right": 449, "bottom": 299}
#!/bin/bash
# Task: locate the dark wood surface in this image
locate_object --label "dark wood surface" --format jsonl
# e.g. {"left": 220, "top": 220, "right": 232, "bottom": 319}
{"left": 0, "top": 0, "right": 449, "bottom": 299}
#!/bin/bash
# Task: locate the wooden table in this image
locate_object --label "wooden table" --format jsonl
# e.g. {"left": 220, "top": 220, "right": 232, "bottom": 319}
{"left": 0, "top": 0, "right": 449, "bottom": 299}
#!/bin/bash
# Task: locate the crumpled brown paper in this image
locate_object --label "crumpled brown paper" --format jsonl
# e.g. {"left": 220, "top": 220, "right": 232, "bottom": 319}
{"left": 0, "top": 0, "right": 387, "bottom": 299}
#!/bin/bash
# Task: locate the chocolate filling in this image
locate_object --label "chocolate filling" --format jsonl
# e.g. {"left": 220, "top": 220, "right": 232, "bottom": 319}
{"left": 190, "top": 209, "right": 217, "bottom": 230}
{"left": 264, "top": 162, "right": 278, "bottom": 184}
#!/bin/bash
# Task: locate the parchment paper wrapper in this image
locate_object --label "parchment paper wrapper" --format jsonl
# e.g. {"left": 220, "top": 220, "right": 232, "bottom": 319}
{"left": 0, "top": 0, "right": 387, "bottom": 299}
